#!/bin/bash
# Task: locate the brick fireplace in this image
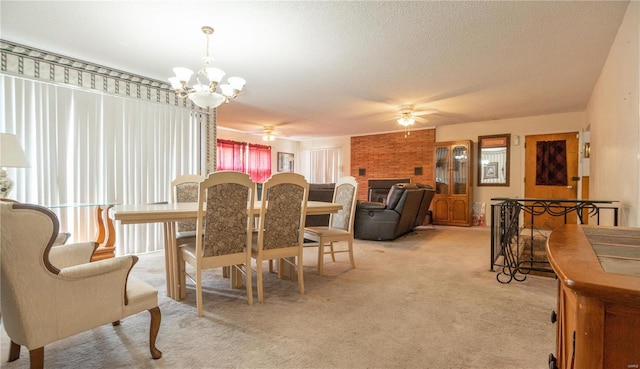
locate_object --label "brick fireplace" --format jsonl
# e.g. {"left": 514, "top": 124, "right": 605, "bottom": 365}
{"left": 350, "top": 129, "right": 436, "bottom": 201}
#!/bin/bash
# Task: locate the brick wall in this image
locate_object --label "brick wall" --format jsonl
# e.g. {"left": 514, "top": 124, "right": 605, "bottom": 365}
{"left": 350, "top": 129, "right": 436, "bottom": 201}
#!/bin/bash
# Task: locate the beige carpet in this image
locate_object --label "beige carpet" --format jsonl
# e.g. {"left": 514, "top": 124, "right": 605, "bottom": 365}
{"left": 1, "top": 226, "right": 557, "bottom": 369}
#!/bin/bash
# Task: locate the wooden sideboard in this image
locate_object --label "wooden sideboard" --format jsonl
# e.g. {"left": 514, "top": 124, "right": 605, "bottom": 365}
{"left": 547, "top": 225, "right": 640, "bottom": 369}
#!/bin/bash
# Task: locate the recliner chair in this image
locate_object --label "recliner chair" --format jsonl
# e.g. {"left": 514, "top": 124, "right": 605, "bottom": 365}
{"left": 414, "top": 184, "right": 436, "bottom": 227}
{"left": 354, "top": 183, "right": 424, "bottom": 241}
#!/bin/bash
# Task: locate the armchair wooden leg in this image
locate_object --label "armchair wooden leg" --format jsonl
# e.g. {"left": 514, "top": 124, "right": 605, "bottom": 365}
{"left": 28, "top": 347, "right": 44, "bottom": 369}
{"left": 112, "top": 320, "right": 121, "bottom": 326}
{"left": 8, "top": 341, "right": 20, "bottom": 362}
{"left": 148, "top": 307, "right": 162, "bottom": 359}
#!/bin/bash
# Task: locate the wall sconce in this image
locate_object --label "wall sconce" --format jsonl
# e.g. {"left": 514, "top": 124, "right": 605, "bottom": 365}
{"left": 584, "top": 142, "right": 591, "bottom": 158}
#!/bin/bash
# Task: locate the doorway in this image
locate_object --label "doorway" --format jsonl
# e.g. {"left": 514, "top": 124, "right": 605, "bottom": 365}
{"left": 524, "top": 132, "right": 580, "bottom": 229}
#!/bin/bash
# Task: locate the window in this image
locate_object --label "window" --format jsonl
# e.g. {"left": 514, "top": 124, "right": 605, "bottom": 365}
{"left": 1, "top": 75, "right": 202, "bottom": 255}
{"left": 216, "top": 139, "right": 271, "bottom": 182}
{"left": 300, "top": 148, "right": 340, "bottom": 183}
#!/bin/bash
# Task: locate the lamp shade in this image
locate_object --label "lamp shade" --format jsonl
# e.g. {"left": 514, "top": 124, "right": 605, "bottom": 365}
{"left": 0, "top": 133, "right": 30, "bottom": 168}
{"left": 188, "top": 91, "right": 226, "bottom": 109}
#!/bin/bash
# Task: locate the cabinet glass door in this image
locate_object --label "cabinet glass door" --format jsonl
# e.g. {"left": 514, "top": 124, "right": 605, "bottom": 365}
{"left": 452, "top": 145, "right": 468, "bottom": 195}
{"left": 435, "top": 147, "right": 449, "bottom": 194}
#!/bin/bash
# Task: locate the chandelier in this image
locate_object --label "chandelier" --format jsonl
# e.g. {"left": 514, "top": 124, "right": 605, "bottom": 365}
{"left": 169, "top": 26, "right": 246, "bottom": 109}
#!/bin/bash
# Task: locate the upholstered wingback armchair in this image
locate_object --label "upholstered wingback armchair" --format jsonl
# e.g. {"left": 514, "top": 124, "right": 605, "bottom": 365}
{"left": 0, "top": 202, "right": 161, "bottom": 368}
{"left": 354, "top": 183, "right": 424, "bottom": 241}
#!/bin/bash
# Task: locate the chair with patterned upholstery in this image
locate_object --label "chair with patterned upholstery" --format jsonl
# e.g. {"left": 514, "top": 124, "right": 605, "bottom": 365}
{"left": 0, "top": 202, "right": 161, "bottom": 369}
{"left": 171, "top": 174, "right": 204, "bottom": 246}
{"left": 178, "top": 171, "right": 255, "bottom": 316}
{"left": 252, "top": 172, "right": 309, "bottom": 303}
{"left": 304, "top": 176, "right": 358, "bottom": 275}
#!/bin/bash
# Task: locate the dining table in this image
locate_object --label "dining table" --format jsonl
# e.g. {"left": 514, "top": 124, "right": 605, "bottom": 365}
{"left": 109, "top": 201, "right": 342, "bottom": 300}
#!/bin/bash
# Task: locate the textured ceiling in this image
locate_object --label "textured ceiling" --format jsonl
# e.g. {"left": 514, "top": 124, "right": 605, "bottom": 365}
{"left": 0, "top": 1, "right": 630, "bottom": 140}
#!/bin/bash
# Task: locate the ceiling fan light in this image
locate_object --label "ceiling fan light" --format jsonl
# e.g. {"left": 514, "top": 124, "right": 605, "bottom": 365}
{"left": 188, "top": 91, "right": 226, "bottom": 108}
{"left": 173, "top": 67, "right": 193, "bottom": 83}
{"left": 397, "top": 117, "right": 414, "bottom": 126}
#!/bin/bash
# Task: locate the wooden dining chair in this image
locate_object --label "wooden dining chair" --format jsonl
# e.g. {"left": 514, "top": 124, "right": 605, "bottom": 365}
{"left": 304, "top": 176, "right": 358, "bottom": 274}
{"left": 171, "top": 174, "right": 204, "bottom": 246}
{"left": 252, "top": 172, "right": 309, "bottom": 303}
{"left": 178, "top": 171, "right": 255, "bottom": 316}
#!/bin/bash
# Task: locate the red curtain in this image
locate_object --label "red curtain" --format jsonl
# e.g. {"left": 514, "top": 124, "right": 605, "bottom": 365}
{"left": 216, "top": 140, "right": 272, "bottom": 183}
{"left": 248, "top": 143, "right": 272, "bottom": 183}
{"left": 217, "top": 139, "right": 245, "bottom": 172}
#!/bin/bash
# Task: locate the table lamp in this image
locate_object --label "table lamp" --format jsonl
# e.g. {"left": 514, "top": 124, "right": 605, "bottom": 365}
{"left": 0, "top": 133, "right": 30, "bottom": 198}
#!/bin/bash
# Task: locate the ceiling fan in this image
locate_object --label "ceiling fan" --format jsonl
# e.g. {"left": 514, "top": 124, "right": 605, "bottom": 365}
{"left": 396, "top": 105, "right": 439, "bottom": 127}
{"left": 246, "top": 125, "right": 288, "bottom": 141}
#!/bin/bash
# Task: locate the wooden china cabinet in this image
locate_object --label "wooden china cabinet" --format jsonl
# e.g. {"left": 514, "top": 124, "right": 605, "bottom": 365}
{"left": 432, "top": 140, "right": 473, "bottom": 226}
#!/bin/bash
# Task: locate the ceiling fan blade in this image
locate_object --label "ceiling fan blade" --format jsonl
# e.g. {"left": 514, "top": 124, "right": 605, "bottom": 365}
{"left": 413, "top": 109, "right": 440, "bottom": 116}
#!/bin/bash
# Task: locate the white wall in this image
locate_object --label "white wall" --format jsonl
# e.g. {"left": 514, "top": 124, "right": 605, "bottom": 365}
{"left": 436, "top": 112, "right": 586, "bottom": 215}
{"left": 586, "top": 1, "right": 640, "bottom": 227}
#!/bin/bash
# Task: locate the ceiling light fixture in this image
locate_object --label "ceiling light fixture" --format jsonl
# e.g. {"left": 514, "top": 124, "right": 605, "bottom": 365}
{"left": 262, "top": 128, "right": 276, "bottom": 141}
{"left": 169, "top": 26, "right": 246, "bottom": 109}
{"left": 397, "top": 105, "right": 416, "bottom": 137}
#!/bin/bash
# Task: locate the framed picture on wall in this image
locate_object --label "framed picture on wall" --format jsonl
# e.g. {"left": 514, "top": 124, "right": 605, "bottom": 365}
{"left": 483, "top": 162, "right": 499, "bottom": 179}
{"left": 277, "top": 152, "right": 294, "bottom": 172}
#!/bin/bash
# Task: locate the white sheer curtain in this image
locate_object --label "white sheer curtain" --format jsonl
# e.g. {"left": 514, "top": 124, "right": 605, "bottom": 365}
{"left": 1, "top": 75, "right": 201, "bottom": 255}
{"left": 300, "top": 147, "right": 340, "bottom": 183}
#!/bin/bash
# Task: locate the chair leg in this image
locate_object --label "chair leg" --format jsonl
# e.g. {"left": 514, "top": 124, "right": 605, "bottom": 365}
{"left": 28, "top": 347, "right": 44, "bottom": 369}
{"left": 348, "top": 239, "right": 356, "bottom": 269}
{"left": 244, "top": 263, "right": 253, "bottom": 305}
{"left": 179, "top": 257, "right": 187, "bottom": 300}
{"left": 196, "top": 268, "right": 203, "bottom": 317}
{"left": 257, "top": 258, "right": 264, "bottom": 303}
{"left": 277, "top": 259, "right": 285, "bottom": 279}
{"left": 329, "top": 241, "right": 337, "bottom": 261}
{"left": 148, "top": 307, "right": 162, "bottom": 359}
{"left": 112, "top": 320, "right": 121, "bottom": 326}
{"left": 8, "top": 341, "right": 20, "bottom": 362}
{"left": 317, "top": 239, "right": 324, "bottom": 275}
{"left": 297, "top": 254, "right": 305, "bottom": 295}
